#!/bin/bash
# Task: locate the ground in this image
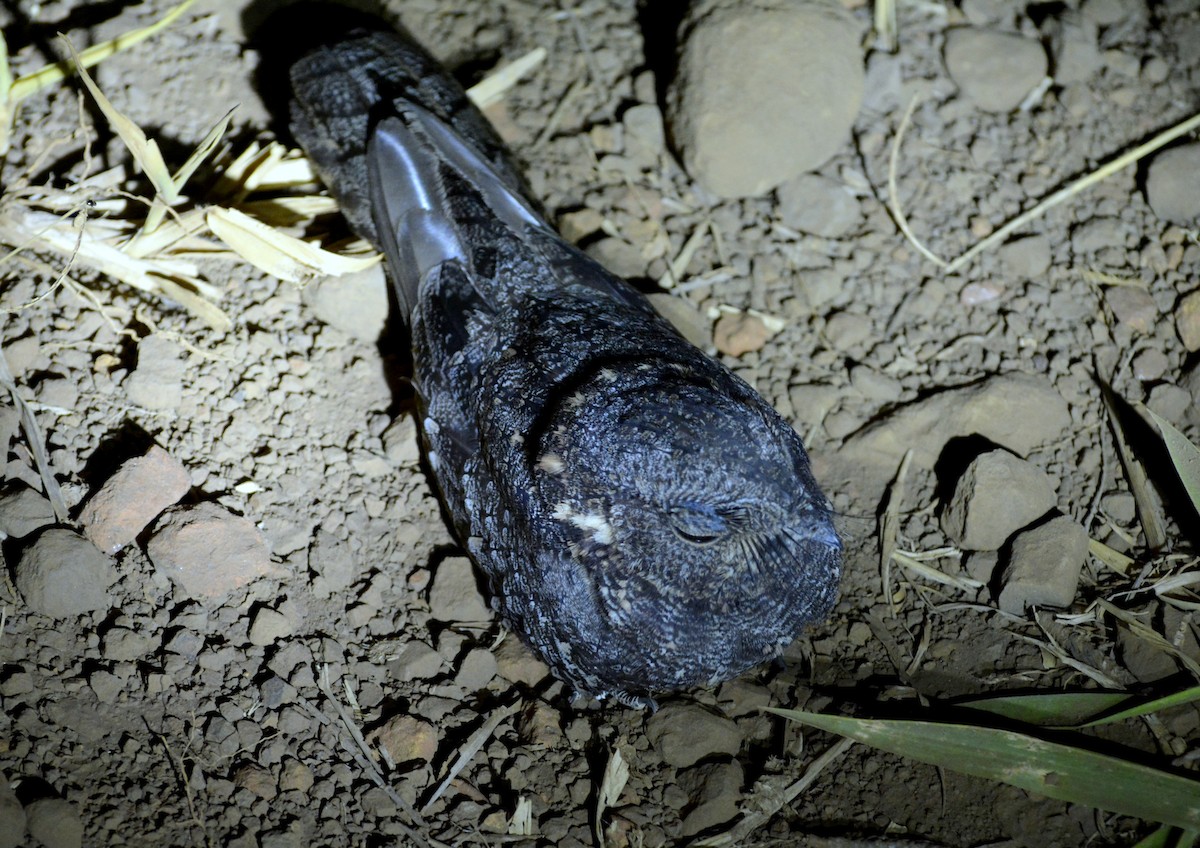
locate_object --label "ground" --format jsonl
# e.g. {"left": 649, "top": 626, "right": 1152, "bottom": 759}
{"left": 0, "top": 0, "right": 1198, "bottom": 847}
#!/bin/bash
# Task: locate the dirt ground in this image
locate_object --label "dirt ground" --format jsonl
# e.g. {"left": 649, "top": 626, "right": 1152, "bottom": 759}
{"left": 1, "top": 0, "right": 1199, "bottom": 846}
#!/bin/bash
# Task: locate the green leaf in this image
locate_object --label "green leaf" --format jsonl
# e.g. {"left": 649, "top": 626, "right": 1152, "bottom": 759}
{"left": 769, "top": 708, "right": 1200, "bottom": 830}
{"left": 1145, "top": 406, "right": 1200, "bottom": 518}
{"left": 955, "top": 692, "right": 1134, "bottom": 726}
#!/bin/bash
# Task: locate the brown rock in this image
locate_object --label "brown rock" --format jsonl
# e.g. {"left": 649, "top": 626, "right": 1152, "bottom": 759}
{"left": 80, "top": 445, "right": 191, "bottom": 554}
{"left": 945, "top": 28, "right": 1047, "bottom": 112}
{"left": 1104, "top": 286, "right": 1157, "bottom": 334}
{"left": 0, "top": 774, "right": 25, "bottom": 848}
{"left": 1176, "top": 289, "right": 1200, "bottom": 352}
{"left": 279, "top": 759, "right": 314, "bottom": 793}
{"left": 371, "top": 715, "right": 438, "bottom": 764}
{"left": 645, "top": 704, "right": 742, "bottom": 767}
{"left": 494, "top": 637, "right": 551, "bottom": 687}
{"left": 0, "top": 485, "right": 56, "bottom": 540}
{"left": 667, "top": 0, "right": 863, "bottom": 197}
{"left": 15, "top": 529, "right": 115, "bottom": 618}
{"left": 427, "top": 556, "right": 491, "bottom": 623}
{"left": 25, "top": 798, "right": 82, "bottom": 848}
{"left": 941, "top": 450, "right": 1058, "bottom": 551}
{"left": 713, "top": 312, "right": 769, "bottom": 357}
{"left": 148, "top": 503, "right": 272, "bottom": 600}
{"left": 998, "top": 515, "right": 1089, "bottom": 614}
{"left": 232, "top": 763, "right": 277, "bottom": 800}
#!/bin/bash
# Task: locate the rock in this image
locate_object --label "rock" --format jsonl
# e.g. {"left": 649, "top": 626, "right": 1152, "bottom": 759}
{"left": 456, "top": 647, "right": 498, "bottom": 690}
{"left": 427, "top": 556, "right": 491, "bottom": 623}
{"left": 249, "top": 607, "right": 295, "bottom": 646}
{"left": 25, "top": 797, "right": 82, "bottom": 848}
{"left": 997, "top": 515, "right": 1089, "bottom": 614}
{"left": 713, "top": 312, "right": 770, "bottom": 357}
{"left": 233, "top": 763, "right": 277, "bottom": 800}
{"left": 494, "top": 636, "right": 551, "bottom": 687}
{"left": 1146, "top": 143, "right": 1200, "bottom": 224}
{"left": 101, "top": 626, "right": 158, "bottom": 662}
{"left": 15, "top": 529, "right": 115, "bottom": 618}
{"left": 941, "top": 450, "right": 1058, "bottom": 551}
{"left": 666, "top": 0, "right": 863, "bottom": 198}
{"left": 1131, "top": 348, "right": 1168, "bottom": 382}
{"left": 585, "top": 237, "right": 647, "bottom": 279}
{"left": 998, "top": 235, "right": 1051, "bottom": 279}
{"left": 370, "top": 715, "right": 438, "bottom": 764}
{"left": 823, "top": 312, "right": 872, "bottom": 351}
{"left": 279, "top": 759, "right": 314, "bottom": 793}
{"left": 125, "top": 335, "right": 185, "bottom": 411}
{"left": 1071, "top": 217, "right": 1132, "bottom": 255}
{"left": 645, "top": 704, "right": 742, "bottom": 767}
{"left": 1105, "top": 286, "right": 1157, "bottom": 334}
{"left": 391, "top": 641, "right": 445, "bottom": 681}
{"left": 646, "top": 294, "right": 713, "bottom": 351}
{"left": 622, "top": 102, "right": 666, "bottom": 163}
{"left": 381, "top": 414, "right": 422, "bottom": 466}
{"left": 0, "top": 486, "right": 56, "bottom": 539}
{"left": 833, "top": 374, "right": 1072, "bottom": 502}
{"left": 79, "top": 445, "right": 191, "bottom": 553}
{"left": 776, "top": 174, "right": 862, "bottom": 238}
{"left": 303, "top": 263, "right": 388, "bottom": 340}
{"left": 147, "top": 503, "right": 273, "bottom": 600}
{"left": 1175, "top": 289, "right": 1200, "bottom": 352}
{"left": 0, "top": 774, "right": 25, "bottom": 848}
{"left": 944, "top": 28, "right": 1047, "bottom": 112}
{"left": 680, "top": 760, "right": 744, "bottom": 837}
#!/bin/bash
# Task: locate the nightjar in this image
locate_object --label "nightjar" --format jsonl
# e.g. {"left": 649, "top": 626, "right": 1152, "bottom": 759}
{"left": 285, "top": 7, "right": 842, "bottom": 706}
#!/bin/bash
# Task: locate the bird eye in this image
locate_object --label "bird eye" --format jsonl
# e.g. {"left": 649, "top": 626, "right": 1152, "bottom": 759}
{"left": 672, "top": 527, "right": 721, "bottom": 545}
{"left": 669, "top": 503, "right": 728, "bottom": 546}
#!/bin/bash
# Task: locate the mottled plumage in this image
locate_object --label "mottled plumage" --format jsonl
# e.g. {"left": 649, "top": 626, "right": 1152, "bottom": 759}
{"left": 288, "top": 11, "right": 841, "bottom": 706}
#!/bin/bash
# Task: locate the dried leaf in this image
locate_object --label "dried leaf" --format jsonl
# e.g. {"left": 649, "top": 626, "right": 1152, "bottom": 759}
{"left": 206, "top": 206, "right": 380, "bottom": 283}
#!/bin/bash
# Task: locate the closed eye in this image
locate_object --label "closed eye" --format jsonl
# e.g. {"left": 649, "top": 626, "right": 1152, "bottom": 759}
{"left": 668, "top": 502, "right": 735, "bottom": 546}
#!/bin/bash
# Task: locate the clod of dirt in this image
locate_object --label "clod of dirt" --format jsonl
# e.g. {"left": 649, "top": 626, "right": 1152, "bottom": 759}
{"left": 24, "top": 797, "right": 83, "bottom": 848}
{"left": 233, "top": 763, "right": 277, "bottom": 801}
{"left": 79, "top": 445, "right": 191, "bottom": 553}
{"left": 645, "top": 703, "right": 742, "bottom": 767}
{"left": 713, "top": 311, "right": 769, "bottom": 356}
{"left": 776, "top": 173, "right": 862, "bottom": 238}
{"left": 941, "top": 450, "right": 1058, "bottom": 551}
{"left": 456, "top": 646, "right": 499, "bottom": 689}
{"left": 1176, "top": 289, "right": 1200, "bottom": 352}
{"left": 666, "top": 0, "right": 863, "bottom": 198}
{"left": 833, "top": 374, "right": 1071, "bottom": 499}
{"left": 124, "top": 335, "right": 186, "bottom": 411}
{"left": 14, "top": 529, "right": 115, "bottom": 618}
{"left": 1105, "top": 286, "right": 1157, "bottom": 333}
{"left": 278, "top": 759, "right": 315, "bottom": 794}
{"left": 944, "top": 28, "right": 1048, "bottom": 113}
{"left": 370, "top": 715, "right": 438, "bottom": 764}
{"left": 1145, "top": 142, "right": 1200, "bottom": 225}
{"left": 248, "top": 607, "right": 295, "bottom": 646}
{"left": 147, "top": 502, "right": 273, "bottom": 599}
{"left": 997, "top": 514, "right": 1089, "bottom": 614}
{"left": 381, "top": 414, "right": 422, "bottom": 466}
{"left": 997, "top": 234, "right": 1051, "bottom": 279}
{"left": 0, "top": 775, "right": 24, "bottom": 848}
{"left": 586, "top": 237, "right": 647, "bottom": 279}
{"left": 301, "top": 264, "right": 389, "bottom": 341}
{"left": 392, "top": 641, "right": 445, "bottom": 682}
{"left": 428, "top": 556, "right": 492, "bottom": 623}
{"left": 0, "top": 485, "right": 56, "bottom": 539}
{"left": 680, "top": 759, "right": 744, "bottom": 837}
{"left": 646, "top": 293, "right": 713, "bottom": 351}
{"left": 100, "top": 626, "right": 157, "bottom": 662}
{"left": 494, "top": 636, "right": 551, "bottom": 687}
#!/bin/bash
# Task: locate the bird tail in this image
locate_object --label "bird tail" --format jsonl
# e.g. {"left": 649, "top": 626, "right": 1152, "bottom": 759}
{"left": 285, "top": 7, "right": 538, "bottom": 318}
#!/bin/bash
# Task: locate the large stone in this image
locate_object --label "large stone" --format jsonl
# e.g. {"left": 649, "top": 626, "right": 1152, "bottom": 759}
{"left": 998, "top": 515, "right": 1089, "bottom": 613}
{"left": 666, "top": 0, "right": 863, "bottom": 198}
{"left": 945, "top": 28, "right": 1048, "bottom": 112}
{"left": 14, "top": 529, "right": 115, "bottom": 618}
{"left": 941, "top": 451, "right": 1058, "bottom": 551}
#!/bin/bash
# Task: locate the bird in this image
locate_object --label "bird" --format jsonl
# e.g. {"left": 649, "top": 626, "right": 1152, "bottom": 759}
{"left": 285, "top": 7, "right": 842, "bottom": 707}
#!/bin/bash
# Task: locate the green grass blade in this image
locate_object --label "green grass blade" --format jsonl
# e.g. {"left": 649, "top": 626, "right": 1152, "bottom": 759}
{"left": 1078, "top": 686, "right": 1200, "bottom": 729}
{"left": 955, "top": 692, "right": 1134, "bottom": 726}
{"left": 769, "top": 708, "right": 1200, "bottom": 829}
{"left": 1132, "top": 826, "right": 1200, "bottom": 848}
{"left": 1146, "top": 407, "right": 1200, "bottom": 517}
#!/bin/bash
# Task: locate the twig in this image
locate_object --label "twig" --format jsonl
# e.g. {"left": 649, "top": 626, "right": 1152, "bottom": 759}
{"left": 422, "top": 701, "right": 521, "bottom": 814}
{"left": 887, "top": 96, "right": 948, "bottom": 268}
{"left": 693, "top": 737, "right": 856, "bottom": 847}
{"left": 146, "top": 719, "right": 214, "bottom": 848}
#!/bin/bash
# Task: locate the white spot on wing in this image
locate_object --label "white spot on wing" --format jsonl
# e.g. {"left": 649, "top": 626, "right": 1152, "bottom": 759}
{"left": 552, "top": 502, "right": 613, "bottom": 545}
